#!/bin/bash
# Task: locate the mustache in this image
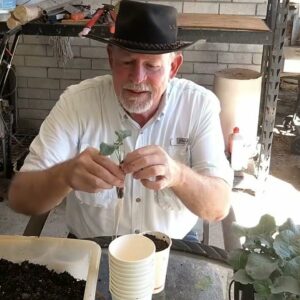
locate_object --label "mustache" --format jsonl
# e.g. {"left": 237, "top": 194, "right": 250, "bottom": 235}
{"left": 122, "top": 83, "right": 152, "bottom": 92}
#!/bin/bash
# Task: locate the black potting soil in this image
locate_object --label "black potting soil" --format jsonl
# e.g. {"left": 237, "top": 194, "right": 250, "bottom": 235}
{"left": 0, "top": 258, "right": 86, "bottom": 300}
{"left": 144, "top": 234, "right": 169, "bottom": 252}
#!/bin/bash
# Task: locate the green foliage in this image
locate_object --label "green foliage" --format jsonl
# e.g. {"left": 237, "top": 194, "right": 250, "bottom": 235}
{"left": 228, "top": 214, "right": 300, "bottom": 300}
{"left": 100, "top": 129, "right": 131, "bottom": 162}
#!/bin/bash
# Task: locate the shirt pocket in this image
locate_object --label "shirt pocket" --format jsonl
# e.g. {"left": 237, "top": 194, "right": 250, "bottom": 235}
{"left": 166, "top": 144, "right": 190, "bottom": 166}
{"left": 155, "top": 188, "right": 186, "bottom": 212}
{"left": 74, "top": 188, "right": 118, "bottom": 208}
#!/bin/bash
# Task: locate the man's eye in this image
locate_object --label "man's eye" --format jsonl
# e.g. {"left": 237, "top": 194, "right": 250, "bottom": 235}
{"left": 147, "top": 65, "right": 159, "bottom": 69}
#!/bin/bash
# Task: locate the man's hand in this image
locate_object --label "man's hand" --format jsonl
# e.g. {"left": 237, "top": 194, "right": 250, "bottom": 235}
{"left": 122, "top": 145, "right": 181, "bottom": 190}
{"left": 64, "top": 147, "right": 125, "bottom": 193}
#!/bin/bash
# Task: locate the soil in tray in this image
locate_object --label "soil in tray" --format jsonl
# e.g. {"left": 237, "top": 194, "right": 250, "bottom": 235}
{"left": 144, "top": 234, "right": 169, "bottom": 252}
{"left": 0, "top": 258, "right": 85, "bottom": 300}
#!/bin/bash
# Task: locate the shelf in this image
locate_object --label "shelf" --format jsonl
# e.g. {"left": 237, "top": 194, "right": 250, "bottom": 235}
{"left": 1, "top": 13, "right": 272, "bottom": 45}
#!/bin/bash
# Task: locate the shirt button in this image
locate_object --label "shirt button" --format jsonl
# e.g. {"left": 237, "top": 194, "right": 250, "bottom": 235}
{"left": 136, "top": 197, "right": 141, "bottom": 203}
{"left": 135, "top": 229, "right": 140, "bottom": 234}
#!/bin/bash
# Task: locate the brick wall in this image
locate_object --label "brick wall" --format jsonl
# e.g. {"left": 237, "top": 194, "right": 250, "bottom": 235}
{"left": 13, "top": 0, "right": 267, "bottom": 130}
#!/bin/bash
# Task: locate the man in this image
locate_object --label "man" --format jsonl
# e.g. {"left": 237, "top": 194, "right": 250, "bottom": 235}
{"left": 9, "top": 0, "right": 233, "bottom": 239}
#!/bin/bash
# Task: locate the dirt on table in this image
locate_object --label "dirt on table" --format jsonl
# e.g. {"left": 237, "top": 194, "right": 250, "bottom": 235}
{"left": 0, "top": 258, "right": 86, "bottom": 300}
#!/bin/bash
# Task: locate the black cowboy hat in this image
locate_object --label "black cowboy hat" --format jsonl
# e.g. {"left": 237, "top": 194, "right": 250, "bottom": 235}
{"left": 87, "top": 0, "right": 193, "bottom": 54}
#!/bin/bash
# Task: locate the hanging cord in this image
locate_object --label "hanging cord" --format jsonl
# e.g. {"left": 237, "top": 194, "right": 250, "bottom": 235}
{"left": 49, "top": 36, "right": 73, "bottom": 66}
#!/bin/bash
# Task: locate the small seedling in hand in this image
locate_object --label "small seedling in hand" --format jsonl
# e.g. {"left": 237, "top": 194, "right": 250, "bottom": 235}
{"left": 100, "top": 129, "right": 131, "bottom": 198}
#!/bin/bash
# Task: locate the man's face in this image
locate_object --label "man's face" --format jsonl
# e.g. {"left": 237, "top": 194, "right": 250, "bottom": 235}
{"left": 108, "top": 46, "right": 182, "bottom": 115}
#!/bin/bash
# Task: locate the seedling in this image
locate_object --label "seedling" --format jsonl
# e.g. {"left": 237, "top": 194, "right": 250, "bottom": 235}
{"left": 100, "top": 129, "right": 131, "bottom": 198}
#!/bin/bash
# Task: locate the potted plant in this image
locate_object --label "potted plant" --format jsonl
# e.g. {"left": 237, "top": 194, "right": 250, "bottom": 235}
{"left": 100, "top": 129, "right": 131, "bottom": 238}
{"left": 228, "top": 214, "right": 300, "bottom": 300}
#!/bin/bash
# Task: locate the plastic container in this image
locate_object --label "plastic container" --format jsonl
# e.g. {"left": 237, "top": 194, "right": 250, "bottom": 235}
{"left": 0, "top": 235, "right": 101, "bottom": 300}
{"left": 229, "top": 127, "right": 246, "bottom": 171}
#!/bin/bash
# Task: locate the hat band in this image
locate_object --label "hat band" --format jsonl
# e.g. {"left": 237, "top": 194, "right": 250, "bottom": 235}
{"left": 111, "top": 37, "right": 183, "bottom": 51}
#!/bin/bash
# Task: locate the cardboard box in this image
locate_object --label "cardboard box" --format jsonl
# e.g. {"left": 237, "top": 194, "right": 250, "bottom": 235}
{"left": 0, "top": 235, "right": 101, "bottom": 300}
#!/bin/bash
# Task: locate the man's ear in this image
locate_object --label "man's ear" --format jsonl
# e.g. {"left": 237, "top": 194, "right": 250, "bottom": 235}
{"left": 107, "top": 45, "right": 113, "bottom": 68}
{"left": 169, "top": 52, "right": 183, "bottom": 79}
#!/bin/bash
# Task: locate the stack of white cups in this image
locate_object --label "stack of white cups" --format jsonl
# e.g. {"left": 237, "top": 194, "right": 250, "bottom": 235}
{"left": 108, "top": 234, "right": 156, "bottom": 300}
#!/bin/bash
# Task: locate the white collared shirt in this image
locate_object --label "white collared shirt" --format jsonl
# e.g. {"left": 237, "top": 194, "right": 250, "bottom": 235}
{"left": 21, "top": 75, "right": 233, "bottom": 239}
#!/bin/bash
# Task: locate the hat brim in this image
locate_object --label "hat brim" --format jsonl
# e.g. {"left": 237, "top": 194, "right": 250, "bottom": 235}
{"left": 87, "top": 34, "right": 193, "bottom": 54}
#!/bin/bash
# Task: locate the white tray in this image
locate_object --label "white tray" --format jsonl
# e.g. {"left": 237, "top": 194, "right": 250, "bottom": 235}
{"left": 0, "top": 235, "right": 101, "bottom": 300}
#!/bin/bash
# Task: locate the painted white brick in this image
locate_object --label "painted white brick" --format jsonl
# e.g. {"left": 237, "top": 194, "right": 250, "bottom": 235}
{"left": 60, "top": 79, "right": 81, "bottom": 90}
{"left": 179, "top": 62, "right": 194, "bottom": 73}
{"left": 23, "top": 36, "right": 50, "bottom": 45}
{"left": 12, "top": 56, "right": 24, "bottom": 66}
{"left": 190, "top": 42, "right": 229, "bottom": 52}
{"left": 220, "top": 3, "right": 256, "bottom": 15}
{"left": 227, "top": 64, "right": 261, "bottom": 72}
{"left": 25, "top": 56, "right": 58, "bottom": 67}
{"left": 229, "top": 44, "right": 263, "bottom": 53}
{"left": 253, "top": 53, "right": 262, "bottom": 64}
{"left": 70, "top": 46, "right": 80, "bottom": 57}
{"left": 81, "top": 70, "right": 110, "bottom": 80}
{"left": 183, "top": 2, "right": 219, "bottom": 13}
{"left": 18, "top": 119, "right": 43, "bottom": 130}
{"left": 27, "top": 99, "right": 56, "bottom": 110}
{"left": 70, "top": 37, "right": 90, "bottom": 46}
{"left": 58, "top": 58, "right": 91, "bottom": 69}
{"left": 194, "top": 63, "right": 227, "bottom": 74}
{"left": 182, "top": 73, "right": 215, "bottom": 85}
{"left": 48, "top": 68, "right": 81, "bottom": 79}
{"left": 16, "top": 77, "right": 28, "bottom": 88}
{"left": 46, "top": 46, "right": 54, "bottom": 56}
{"left": 92, "top": 59, "right": 111, "bottom": 70}
{"left": 256, "top": 3, "right": 267, "bottom": 17}
{"left": 28, "top": 78, "right": 60, "bottom": 89}
{"left": 81, "top": 47, "right": 108, "bottom": 58}
{"left": 16, "top": 45, "right": 46, "bottom": 56}
{"left": 148, "top": 1, "right": 183, "bottom": 12}
{"left": 184, "top": 51, "right": 218, "bottom": 62}
{"left": 18, "top": 88, "right": 50, "bottom": 99}
{"left": 19, "top": 109, "right": 50, "bottom": 120}
{"left": 233, "top": 0, "right": 265, "bottom": 2}
{"left": 218, "top": 52, "right": 252, "bottom": 64}
{"left": 50, "top": 90, "right": 63, "bottom": 100}
{"left": 89, "top": 40, "right": 107, "bottom": 47}
{"left": 17, "top": 98, "right": 29, "bottom": 108}
{"left": 16, "top": 67, "right": 47, "bottom": 78}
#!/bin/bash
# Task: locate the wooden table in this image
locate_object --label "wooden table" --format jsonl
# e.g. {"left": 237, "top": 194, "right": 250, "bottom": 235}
{"left": 91, "top": 237, "right": 233, "bottom": 300}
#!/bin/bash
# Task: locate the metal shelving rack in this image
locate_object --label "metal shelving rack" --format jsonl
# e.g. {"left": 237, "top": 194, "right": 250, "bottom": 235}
{"left": 0, "top": 0, "right": 290, "bottom": 185}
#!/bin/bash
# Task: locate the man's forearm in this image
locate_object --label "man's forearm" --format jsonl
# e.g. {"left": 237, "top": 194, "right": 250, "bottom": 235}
{"left": 8, "top": 162, "right": 72, "bottom": 215}
{"left": 171, "top": 163, "right": 231, "bottom": 221}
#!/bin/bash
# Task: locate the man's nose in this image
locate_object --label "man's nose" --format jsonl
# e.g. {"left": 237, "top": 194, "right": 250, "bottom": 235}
{"left": 130, "top": 63, "right": 146, "bottom": 83}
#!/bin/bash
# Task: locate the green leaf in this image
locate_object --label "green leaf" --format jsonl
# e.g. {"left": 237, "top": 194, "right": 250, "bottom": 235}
{"left": 274, "top": 230, "right": 295, "bottom": 259}
{"left": 279, "top": 218, "right": 300, "bottom": 235}
{"left": 253, "top": 280, "right": 271, "bottom": 297}
{"left": 248, "top": 215, "right": 277, "bottom": 237}
{"left": 100, "top": 142, "right": 117, "bottom": 156}
{"left": 115, "top": 129, "right": 131, "bottom": 143}
{"left": 282, "top": 256, "right": 300, "bottom": 280}
{"left": 233, "top": 269, "right": 254, "bottom": 284}
{"left": 270, "top": 276, "right": 300, "bottom": 295}
{"left": 245, "top": 253, "right": 278, "bottom": 280}
{"left": 233, "top": 215, "right": 277, "bottom": 250}
{"left": 228, "top": 249, "right": 249, "bottom": 270}
{"left": 274, "top": 230, "right": 300, "bottom": 258}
